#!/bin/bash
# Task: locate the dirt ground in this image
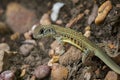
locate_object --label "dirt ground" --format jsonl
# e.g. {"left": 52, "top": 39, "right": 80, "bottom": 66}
{"left": 0, "top": 0, "right": 120, "bottom": 80}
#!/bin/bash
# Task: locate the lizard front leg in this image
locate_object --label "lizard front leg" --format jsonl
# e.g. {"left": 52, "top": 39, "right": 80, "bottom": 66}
{"left": 52, "top": 36, "right": 65, "bottom": 55}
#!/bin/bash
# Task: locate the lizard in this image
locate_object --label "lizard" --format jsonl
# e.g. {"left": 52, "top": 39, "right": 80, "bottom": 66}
{"left": 32, "top": 24, "right": 120, "bottom": 74}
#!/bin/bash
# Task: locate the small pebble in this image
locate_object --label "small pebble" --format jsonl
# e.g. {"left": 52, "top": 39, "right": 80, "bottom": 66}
{"left": 56, "top": 19, "right": 63, "bottom": 25}
{"left": 84, "top": 9, "right": 90, "bottom": 15}
{"left": 84, "top": 31, "right": 91, "bottom": 38}
{"left": 34, "top": 65, "right": 51, "bottom": 79}
{"left": 0, "top": 70, "right": 14, "bottom": 80}
{"left": 51, "top": 2, "right": 64, "bottom": 22}
{"left": 0, "top": 50, "right": 4, "bottom": 72}
{"left": 40, "top": 13, "right": 51, "bottom": 25}
{"left": 84, "top": 72, "right": 92, "bottom": 80}
{"left": 48, "top": 59, "right": 54, "bottom": 66}
{"left": 19, "top": 44, "right": 34, "bottom": 56}
{"left": 51, "top": 63, "right": 68, "bottom": 80}
{"left": 30, "top": 75, "right": 36, "bottom": 80}
{"left": 84, "top": 26, "right": 91, "bottom": 38}
{"left": 105, "top": 71, "right": 118, "bottom": 80}
{"left": 0, "top": 43, "right": 10, "bottom": 51}
{"left": 49, "top": 49, "right": 55, "bottom": 57}
{"left": 95, "top": 1, "right": 112, "bottom": 25}
{"left": 48, "top": 55, "right": 60, "bottom": 66}
{"left": 24, "top": 32, "right": 32, "bottom": 40}
{"left": 10, "top": 32, "right": 20, "bottom": 40}
{"left": 85, "top": 26, "right": 90, "bottom": 31}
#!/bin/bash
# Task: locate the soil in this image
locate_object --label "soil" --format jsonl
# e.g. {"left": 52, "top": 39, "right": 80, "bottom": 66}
{"left": 0, "top": 0, "right": 120, "bottom": 80}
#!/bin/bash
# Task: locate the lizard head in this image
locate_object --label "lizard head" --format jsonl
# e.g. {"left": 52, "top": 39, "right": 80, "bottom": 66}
{"left": 32, "top": 25, "right": 56, "bottom": 39}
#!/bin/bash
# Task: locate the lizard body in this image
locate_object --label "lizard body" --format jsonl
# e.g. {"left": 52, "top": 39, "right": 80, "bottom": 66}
{"left": 33, "top": 24, "right": 120, "bottom": 74}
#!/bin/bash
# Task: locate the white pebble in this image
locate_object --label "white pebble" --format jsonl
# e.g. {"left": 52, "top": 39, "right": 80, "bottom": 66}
{"left": 51, "top": 2, "right": 64, "bottom": 22}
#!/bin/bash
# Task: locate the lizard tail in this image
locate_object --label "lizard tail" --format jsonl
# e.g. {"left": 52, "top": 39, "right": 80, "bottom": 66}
{"left": 95, "top": 50, "right": 120, "bottom": 74}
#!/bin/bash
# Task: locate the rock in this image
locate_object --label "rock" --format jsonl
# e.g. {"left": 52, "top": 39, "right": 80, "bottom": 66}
{"left": 59, "top": 46, "right": 82, "bottom": 65}
{"left": 87, "top": 3, "right": 98, "bottom": 25}
{"left": 19, "top": 40, "right": 36, "bottom": 56}
{"left": 34, "top": 65, "right": 51, "bottom": 79}
{"left": 48, "top": 49, "right": 55, "bottom": 57}
{"left": 0, "top": 51, "right": 4, "bottom": 72}
{"left": 50, "top": 40, "right": 64, "bottom": 55}
{"left": 95, "top": 1, "right": 112, "bottom": 25}
{"left": 51, "top": 63, "right": 68, "bottom": 80}
{"left": 0, "top": 50, "right": 10, "bottom": 72}
{"left": 0, "top": 43, "right": 10, "bottom": 51}
{"left": 0, "top": 43, "right": 10, "bottom": 72}
{"left": 0, "top": 70, "right": 14, "bottom": 80}
{"left": 19, "top": 44, "right": 34, "bottom": 56}
{"left": 84, "top": 72, "right": 92, "bottom": 80}
{"left": 40, "top": 13, "right": 51, "bottom": 25}
{"left": 6, "top": 2, "right": 37, "bottom": 33}
{"left": 105, "top": 71, "right": 118, "bottom": 80}
{"left": 50, "top": 2, "right": 65, "bottom": 22}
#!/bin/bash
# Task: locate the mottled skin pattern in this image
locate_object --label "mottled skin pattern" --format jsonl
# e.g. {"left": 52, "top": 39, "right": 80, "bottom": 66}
{"left": 33, "top": 24, "right": 120, "bottom": 74}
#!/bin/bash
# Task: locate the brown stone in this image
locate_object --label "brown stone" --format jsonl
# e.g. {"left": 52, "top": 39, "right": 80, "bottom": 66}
{"left": 51, "top": 63, "right": 68, "bottom": 80}
{"left": 6, "top": 2, "right": 38, "bottom": 33}
{"left": 105, "top": 71, "right": 119, "bottom": 80}
{"left": 59, "top": 46, "right": 82, "bottom": 65}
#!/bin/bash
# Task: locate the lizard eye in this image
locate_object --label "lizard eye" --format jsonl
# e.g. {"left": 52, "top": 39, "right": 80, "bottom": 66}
{"left": 39, "top": 28, "right": 44, "bottom": 34}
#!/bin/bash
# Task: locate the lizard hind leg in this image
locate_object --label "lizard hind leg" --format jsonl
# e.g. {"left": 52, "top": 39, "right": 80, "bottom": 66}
{"left": 82, "top": 49, "right": 94, "bottom": 65}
